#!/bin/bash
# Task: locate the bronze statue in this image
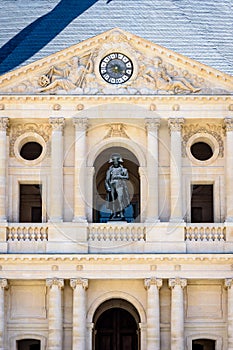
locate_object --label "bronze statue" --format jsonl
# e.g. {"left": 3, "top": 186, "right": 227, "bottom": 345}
{"left": 105, "top": 153, "right": 130, "bottom": 220}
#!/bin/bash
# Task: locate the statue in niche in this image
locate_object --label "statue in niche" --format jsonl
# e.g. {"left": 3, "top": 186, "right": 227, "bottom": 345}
{"left": 105, "top": 153, "right": 130, "bottom": 220}
{"left": 144, "top": 57, "right": 201, "bottom": 94}
{"left": 38, "top": 55, "right": 93, "bottom": 92}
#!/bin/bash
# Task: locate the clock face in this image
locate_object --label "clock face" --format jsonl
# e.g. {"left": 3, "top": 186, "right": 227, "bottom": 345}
{"left": 99, "top": 53, "right": 133, "bottom": 84}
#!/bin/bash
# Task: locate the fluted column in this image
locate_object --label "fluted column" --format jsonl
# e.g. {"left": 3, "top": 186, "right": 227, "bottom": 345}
{"left": 145, "top": 118, "right": 160, "bottom": 222}
{"left": 73, "top": 118, "right": 88, "bottom": 222}
{"left": 46, "top": 278, "right": 64, "bottom": 350}
{"left": 0, "top": 118, "right": 8, "bottom": 222}
{"left": 168, "top": 118, "right": 184, "bottom": 222}
{"left": 225, "top": 279, "right": 233, "bottom": 349}
{"left": 70, "top": 278, "right": 88, "bottom": 350}
{"left": 144, "top": 277, "right": 162, "bottom": 350}
{"left": 49, "top": 118, "right": 65, "bottom": 222}
{"left": 169, "top": 278, "right": 187, "bottom": 350}
{"left": 0, "top": 279, "right": 8, "bottom": 350}
{"left": 224, "top": 118, "right": 233, "bottom": 221}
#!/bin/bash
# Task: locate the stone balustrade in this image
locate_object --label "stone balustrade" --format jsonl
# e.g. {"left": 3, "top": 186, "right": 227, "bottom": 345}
{"left": 185, "top": 224, "right": 226, "bottom": 242}
{"left": 7, "top": 225, "right": 48, "bottom": 241}
{"left": 88, "top": 224, "right": 146, "bottom": 242}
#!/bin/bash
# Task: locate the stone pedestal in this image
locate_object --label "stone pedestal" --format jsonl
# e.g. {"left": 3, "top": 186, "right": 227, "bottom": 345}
{"left": 145, "top": 118, "right": 160, "bottom": 222}
{"left": 46, "top": 278, "right": 64, "bottom": 350}
{"left": 144, "top": 277, "right": 162, "bottom": 350}
{"left": 70, "top": 278, "right": 88, "bottom": 350}
{"left": 73, "top": 118, "right": 88, "bottom": 222}
{"left": 168, "top": 118, "right": 184, "bottom": 222}
{"left": 0, "top": 279, "right": 8, "bottom": 350}
{"left": 169, "top": 278, "right": 187, "bottom": 350}
{"left": 49, "top": 118, "right": 65, "bottom": 222}
{"left": 225, "top": 279, "right": 233, "bottom": 350}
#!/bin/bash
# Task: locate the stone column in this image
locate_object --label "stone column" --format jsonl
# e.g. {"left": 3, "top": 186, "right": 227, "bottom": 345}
{"left": 225, "top": 278, "right": 233, "bottom": 349}
{"left": 145, "top": 118, "right": 160, "bottom": 222}
{"left": 49, "top": 118, "right": 65, "bottom": 222}
{"left": 169, "top": 278, "right": 187, "bottom": 350}
{"left": 46, "top": 278, "right": 64, "bottom": 350}
{"left": 144, "top": 277, "right": 162, "bottom": 350}
{"left": 224, "top": 118, "right": 233, "bottom": 221}
{"left": 0, "top": 279, "right": 8, "bottom": 350}
{"left": 73, "top": 118, "right": 88, "bottom": 222}
{"left": 0, "top": 118, "right": 9, "bottom": 222}
{"left": 139, "top": 167, "right": 148, "bottom": 222}
{"left": 70, "top": 278, "right": 88, "bottom": 350}
{"left": 168, "top": 118, "right": 184, "bottom": 222}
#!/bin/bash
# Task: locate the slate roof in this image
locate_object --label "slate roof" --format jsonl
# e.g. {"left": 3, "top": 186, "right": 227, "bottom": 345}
{"left": 0, "top": 0, "right": 232, "bottom": 76}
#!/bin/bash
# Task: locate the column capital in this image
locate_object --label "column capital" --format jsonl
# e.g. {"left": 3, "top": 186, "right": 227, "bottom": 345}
{"left": 73, "top": 117, "right": 88, "bottom": 131}
{"left": 224, "top": 118, "right": 233, "bottom": 132}
{"left": 168, "top": 118, "right": 184, "bottom": 132}
{"left": 0, "top": 279, "right": 8, "bottom": 289}
{"left": 70, "top": 278, "right": 88, "bottom": 290}
{"left": 46, "top": 278, "right": 64, "bottom": 289}
{"left": 169, "top": 278, "right": 187, "bottom": 289}
{"left": 225, "top": 278, "right": 233, "bottom": 289}
{"left": 145, "top": 118, "right": 160, "bottom": 131}
{"left": 144, "top": 277, "right": 162, "bottom": 290}
{"left": 49, "top": 117, "right": 65, "bottom": 131}
{"left": 0, "top": 117, "right": 9, "bottom": 131}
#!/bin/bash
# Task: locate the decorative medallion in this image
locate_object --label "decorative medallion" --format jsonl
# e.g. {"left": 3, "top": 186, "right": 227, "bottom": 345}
{"left": 99, "top": 52, "right": 133, "bottom": 84}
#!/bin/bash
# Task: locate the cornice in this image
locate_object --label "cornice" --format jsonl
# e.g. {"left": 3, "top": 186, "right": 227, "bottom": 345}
{"left": 1, "top": 254, "right": 233, "bottom": 263}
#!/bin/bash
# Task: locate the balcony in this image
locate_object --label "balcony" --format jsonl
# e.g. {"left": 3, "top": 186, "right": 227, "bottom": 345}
{"left": 0, "top": 221, "right": 233, "bottom": 254}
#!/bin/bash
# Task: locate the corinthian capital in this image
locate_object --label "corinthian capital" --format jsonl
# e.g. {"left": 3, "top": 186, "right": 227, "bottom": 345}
{"left": 145, "top": 118, "right": 160, "bottom": 131}
{"left": 0, "top": 117, "right": 9, "bottom": 131}
{"left": 169, "top": 278, "right": 187, "bottom": 289}
{"left": 144, "top": 277, "right": 162, "bottom": 290}
{"left": 73, "top": 117, "right": 88, "bottom": 131}
{"left": 0, "top": 278, "right": 8, "bottom": 289}
{"left": 46, "top": 278, "right": 64, "bottom": 289}
{"left": 70, "top": 278, "right": 88, "bottom": 290}
{"left": 49, "top": 117, "right": 65, "bottom": 131}
{"left": 224, "top": 118, "right": 233, "bottom": 132}
{"left": 168, "top": 118, "right": 184, "bottom": 132}
{"left": 225, "top": 278, "right": 233, "bottom": 289}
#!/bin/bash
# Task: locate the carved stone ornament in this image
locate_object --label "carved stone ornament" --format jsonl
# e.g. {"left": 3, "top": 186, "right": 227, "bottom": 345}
{"left": 145, "top": 118, "right": 160, "bottom": 131}
{"left": 49, "top": 117, "right": 65, "bottom": 131}
{"left": 182, "top": 123, "right": 224, "bottom": 158}
{"left": 46, "top": 278, "right": 64, "bottom": 289}
{"left": 224, "top": 118, "right": 233, "bottom": 132}
{"left": 168, "top": 118, "right": 184, "bottom": 132}
{"left": 73, "top": 117, "right": 88, "bottom": 131}
{"left": 225, "top": 278, "right": 233, "bottom": 289}
{"left": 0, "top": 278, "right": 8, "bottom": 289}
{"left": 9, "top": 122, "right": 52, "bottom": 157}
{"left": 0, "top": 117, "right": 9, "bottom": 132}
{"left": 144, "top": 277, "right": 163, "bottom": 290}
{"left": 168, "top": 278, "right": 187, "bottom": 289}
{"left": 70, "top": 278, "right": 88, "bottom": 290}
{"left": 104, "top": 123, "right": 129, "bottom": 139}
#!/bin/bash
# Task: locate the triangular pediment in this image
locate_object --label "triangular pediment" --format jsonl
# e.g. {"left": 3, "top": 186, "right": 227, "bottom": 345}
{"left": 0, "top": 28, "right": 233, "bottom": 95}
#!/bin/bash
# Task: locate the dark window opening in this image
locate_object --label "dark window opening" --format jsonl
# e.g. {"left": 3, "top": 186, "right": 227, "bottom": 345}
{"left": 20, "top": 184, "right": 42, "bottom": 223}
{"left": 191, "top": 184, "right": 213, "bottom": 223}
{"left": 17, "top": 339, "right": 41, "bottom": 350}
{"left": 191, "top": 142, "right": 213, "bottom": 161}
{"left": 192, "top": 339, "right": 215, "bottom": 350}
{"left": 20, "top": 142, "right": 43, "bottom": 161}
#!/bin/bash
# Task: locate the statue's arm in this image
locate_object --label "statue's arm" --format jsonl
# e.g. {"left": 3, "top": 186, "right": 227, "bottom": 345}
{"left": 105, "top": 170, "right": 111, "bottom": 192}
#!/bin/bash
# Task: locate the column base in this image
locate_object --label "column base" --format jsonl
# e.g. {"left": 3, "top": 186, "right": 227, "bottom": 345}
{"left": 73, "top": 216, "right": 87, "bottom": 223}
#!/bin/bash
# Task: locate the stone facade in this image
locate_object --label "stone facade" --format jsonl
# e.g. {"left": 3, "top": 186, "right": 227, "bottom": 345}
{"left": 0, "top": 29, "right": 233, "bottom": 350}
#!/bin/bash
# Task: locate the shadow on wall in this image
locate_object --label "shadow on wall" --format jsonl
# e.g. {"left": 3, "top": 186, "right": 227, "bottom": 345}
{"left": 0, "top": 0, "right": 111, "bottom": 75}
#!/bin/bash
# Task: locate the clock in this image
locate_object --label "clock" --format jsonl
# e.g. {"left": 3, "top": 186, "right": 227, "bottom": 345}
{"left": 99, "top": 52, "right": 133, "bottom": 84}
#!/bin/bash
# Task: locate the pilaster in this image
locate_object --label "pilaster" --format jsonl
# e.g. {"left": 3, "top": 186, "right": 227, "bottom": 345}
{"left": 224, "top": 118, "right": 233, "bottom": 221}
{"left": 225, "top": 278, "right": 233, "bottom": 350}
{"left": 0, "top": 118, "right": 9, "bottom": 222}
{"left": 0, "top": 279, "right": 8, "bottom": 350}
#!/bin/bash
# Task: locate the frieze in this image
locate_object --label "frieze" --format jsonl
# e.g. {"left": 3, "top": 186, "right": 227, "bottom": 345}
{"left": 9, "top": 122, "right": 52, "bottom": 157}
{"left": 182, "top": 123, "right": 224, "bottom": 157}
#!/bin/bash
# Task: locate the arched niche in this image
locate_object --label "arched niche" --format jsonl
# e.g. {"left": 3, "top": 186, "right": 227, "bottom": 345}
{"left": 93, "top": 146, "right": 140, "bottom": 223}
